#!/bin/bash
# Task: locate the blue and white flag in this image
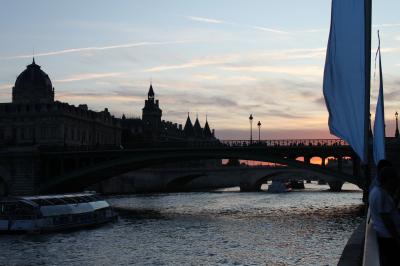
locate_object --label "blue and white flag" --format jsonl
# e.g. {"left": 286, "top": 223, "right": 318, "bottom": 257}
{"left": 323, "top": 0, "right": 367, "bottom": 163}
{"left": 373, "top": 43, "right": 386, "bottom": 165}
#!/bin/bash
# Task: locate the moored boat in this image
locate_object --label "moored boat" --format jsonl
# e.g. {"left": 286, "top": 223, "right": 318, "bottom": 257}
{"left": 288, "top": 180, "right": 305, "bottom": 189}
{"left": 0, "top": 192, "right": 117, "bottom": 233}
{"left": 267, "top": 181, "right": 292, "bottom": 193}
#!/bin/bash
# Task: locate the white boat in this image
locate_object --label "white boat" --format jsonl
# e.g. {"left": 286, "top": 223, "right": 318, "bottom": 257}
{"left": 0, "top": 192, "right": 117, "bottom": 233}
{"left": 267, "top": 181, "right": 292, "bottom": 193}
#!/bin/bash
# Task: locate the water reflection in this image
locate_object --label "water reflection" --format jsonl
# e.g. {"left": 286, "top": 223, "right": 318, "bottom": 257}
{"left": 0, "top": 183, "right": 363, "bottom": 266}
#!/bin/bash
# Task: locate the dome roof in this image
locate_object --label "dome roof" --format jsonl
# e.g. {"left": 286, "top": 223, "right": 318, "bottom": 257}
{"left": 12, "top": 59, "right": 54, "bottom": 103}
{"left": 15, "top": 59, "right": 52, "bottom": 89}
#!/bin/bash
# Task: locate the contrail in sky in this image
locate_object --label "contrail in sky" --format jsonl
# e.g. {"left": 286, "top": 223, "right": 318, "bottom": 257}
{"left": 185, "top": 16, "right": 224, "bottom": 24}
{"left": 252, "top": 26, "right": 290, "bottom": 34}
{"left": 185, "top": 15, "right": 289, "bottom": 34}
{"left": 0, "top": 40, "right": 191, "bottom": 60}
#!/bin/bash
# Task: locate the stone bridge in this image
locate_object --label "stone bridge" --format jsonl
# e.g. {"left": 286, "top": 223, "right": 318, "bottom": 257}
{"left": 92, "top": 165, "right": 353, "bottom": 194}
{"left": 4, "top": 137, "right": 400, "bottom": 195}
{"left": 0, "top": 138, "right": 371, "bottom": 195}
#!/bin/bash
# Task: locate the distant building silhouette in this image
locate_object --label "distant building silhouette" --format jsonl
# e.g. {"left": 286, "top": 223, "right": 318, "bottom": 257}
{"left": 0, "top": 60, "right": 216, "bottom": 147}
{"left": 183, "top": 113, "right": 194, "bottom": 138}
{"left": 121, "top": 84, "right": 216, "bottom": 144}
{"left": 142, "top": 83, "right": 162, "bottom": 139}
{"left": 12, "top": 58, "right": 54, "bottom": 104}
{"left": 0, "top": 59, "right": 121, "bottom": 146}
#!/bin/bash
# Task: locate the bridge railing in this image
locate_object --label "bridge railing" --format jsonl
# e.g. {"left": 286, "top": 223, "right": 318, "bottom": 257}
{"left": 120, "top": 139, "right": 348, "bottom": 149}
{"left": 219, "top": 139, "right": 348, "bottom": 147}
{"left": 37, "top": 139, "right": 349, "bottom": 152}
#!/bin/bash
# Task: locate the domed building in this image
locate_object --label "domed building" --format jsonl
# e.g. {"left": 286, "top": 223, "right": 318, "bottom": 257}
{"left": 0, "top": 59, "right": 121, "bottom": 146}
{"left": 12, "top": 59, "right": 54, "bottom": 104}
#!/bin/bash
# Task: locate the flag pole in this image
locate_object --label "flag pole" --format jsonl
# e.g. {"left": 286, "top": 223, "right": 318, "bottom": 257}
{"left": 363, "top": 0, "right": 372, "bottom": 200}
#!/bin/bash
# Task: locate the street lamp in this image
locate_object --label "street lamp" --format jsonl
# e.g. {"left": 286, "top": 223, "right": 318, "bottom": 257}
{"left": 257, "top": 121, "right": 261, "bottom": 142}
{"left": 249, "top": 114, "right": 253, "bottom": 144}
{"left": 395, "top": 112, "right": 399, "bottom": 138}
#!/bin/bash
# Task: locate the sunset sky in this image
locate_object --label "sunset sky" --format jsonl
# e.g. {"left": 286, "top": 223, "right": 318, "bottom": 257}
{"left": 1, "top": 0, "right": 400, "bottom": 139}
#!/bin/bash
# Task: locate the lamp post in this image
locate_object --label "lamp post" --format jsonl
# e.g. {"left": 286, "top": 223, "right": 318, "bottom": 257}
{"left": 249, "top": 114, "right": 253, "bottom": 144}
{"left": 395, "top": 112, "right": 399, "bottom": 138}
{"left": 257, "top": 121, "right": 261, "bottom": 142}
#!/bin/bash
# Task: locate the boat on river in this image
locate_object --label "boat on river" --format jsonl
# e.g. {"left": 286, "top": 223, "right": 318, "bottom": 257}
{"left": 267, "top": 181, "right": 292, "bottom": 193}
{"left": 0, "top": 192, "right": 117, "bottom": 233}
{"left": 288, "top": 180, "right": 305, "bottom": 189}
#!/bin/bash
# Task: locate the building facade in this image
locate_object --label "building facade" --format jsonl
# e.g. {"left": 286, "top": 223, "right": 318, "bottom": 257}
{"left": 0, "top": 59, "right": 121, "bottom": 147}
{"left": 121, "top": 84, "right": 216, "bottom": 144}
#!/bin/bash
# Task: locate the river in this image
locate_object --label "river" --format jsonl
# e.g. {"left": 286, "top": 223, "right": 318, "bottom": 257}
{"left": 0, "top": 183, "right": 363, "bottom": 266}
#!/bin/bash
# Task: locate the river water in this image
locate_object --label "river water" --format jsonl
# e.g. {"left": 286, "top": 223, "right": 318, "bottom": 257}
{"left": 0, "top": 183, "right": 363, "bottom": 266}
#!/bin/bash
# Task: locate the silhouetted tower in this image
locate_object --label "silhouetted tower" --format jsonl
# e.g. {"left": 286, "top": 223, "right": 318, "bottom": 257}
{"left": 395, "top": 112, "right": 399, "bottom": 138}
{"left": 184, "top": 113, "right": 194, "bottom": 138}
{"left": 193, "top": 115, "right": 203, "bottom": 138}
{"left": 12, "top": 58, "right": 54, "bottom": 104}
{"left": 142, "top": 83, "right": 162, "bottom": 139}
{"left": 203, "top": 116, "right": 213, "bottom": 139}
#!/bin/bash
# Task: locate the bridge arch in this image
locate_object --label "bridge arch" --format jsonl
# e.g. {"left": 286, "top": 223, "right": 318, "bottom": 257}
{"left": 251, "top": 169, "right": 348, "bottom": 191}
{"left": 309, "top": 156, "right": 323, "bottom": 165}
{"left": 165, "top": 173, "right": 206, "bottom": 191}
{"left": 254, "top": 170, "right": 309, "bottom": 189}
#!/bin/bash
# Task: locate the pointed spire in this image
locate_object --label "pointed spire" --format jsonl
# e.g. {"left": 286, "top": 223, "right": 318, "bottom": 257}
{"left": 194, "top": 115, "right": 203, "bottom": 138}
{"left": 148, "top": 82, "right": 155, "bottom": 99}
{"left": 32, "top": 47, "right": 36, "bottom": 65}
{"left": 184, "top": 113, "right": 194, "bottom": 137}
{"left": 203, "top": 116, "right": 212, "bottom": 139}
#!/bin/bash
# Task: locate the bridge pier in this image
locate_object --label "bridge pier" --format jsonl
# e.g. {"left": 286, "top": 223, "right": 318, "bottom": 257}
{"left": 304, "top": 156, "right": 311, "bottom": 165}
{"left": 328, "top": 181, "right": 344, "bottom": 192}
{"left": 0, "top": 148, "right": 43, "bottom": 195}
{"left": 337, "top": 157, "right": 343, "bottom": 172}
{"left": 352, "top": 156, "right": 361, "bottom": 177}
{"left": 239, "top": 181, "right": 261, "bottom": 192}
